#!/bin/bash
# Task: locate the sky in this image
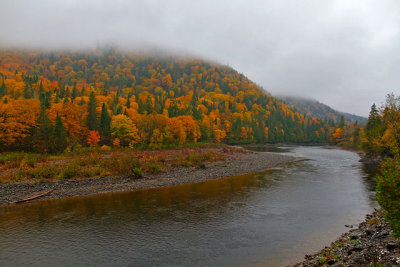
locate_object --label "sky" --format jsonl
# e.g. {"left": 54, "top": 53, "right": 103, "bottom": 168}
{"left": 1, "top": 0, "right": 400, "bottom": 116}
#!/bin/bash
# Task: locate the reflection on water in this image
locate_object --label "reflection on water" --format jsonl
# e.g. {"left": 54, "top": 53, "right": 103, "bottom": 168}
{"left": 0, "top": 146, "right": 377, "bottom": 266}
{"left": 361, "top": 163, "right": 379, "bottom": 192}
{"left": 242, "top": 144, "right": 291, "bottom": 153}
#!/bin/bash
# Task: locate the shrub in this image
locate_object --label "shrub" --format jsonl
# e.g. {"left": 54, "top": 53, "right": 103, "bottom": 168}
{"left": 146, "top": 162, "right": 163, "bottom": 174}
{"left": 375, "top": 155, "right": 400, "bottom": 236}
{"left": 130, "top": 167, "right": 143, "bottom": 179}
{"left": 70, "top": 153, "right": 101, "bottom": 167}
{"left": 187, "top": 152, "right": 211, "bottom": 167}
{"left": 26, "top": 166, "right": 61, "bottom": 180}
{"left": 108, "top": 154, "right": 143, "bottom": 179}
{"left": 61, "top": 164, "right": 79, "bottom": 179}
{"left": 80, "top": 167, "right": 101, "bottom": 177}
{"left": 123, "top": 157, "right": 143, "bottom": 179}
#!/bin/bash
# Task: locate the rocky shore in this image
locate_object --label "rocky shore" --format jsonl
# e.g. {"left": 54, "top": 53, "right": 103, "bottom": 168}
{"left": 294, "top": 209, "right": 400, "bottom": 266}
{"left": 0, "top": 149, "right": 298, "bottom": 206}
{"left": 358, "top": 151, "right": 385, "bottom": 165}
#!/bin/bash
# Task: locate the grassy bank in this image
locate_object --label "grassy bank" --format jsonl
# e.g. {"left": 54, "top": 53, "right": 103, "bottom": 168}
{"left": 0, "top": 144, "right": 238, "bottom": 183}
{"left": 0, "top": 146, "right": 296, "bottom": 205}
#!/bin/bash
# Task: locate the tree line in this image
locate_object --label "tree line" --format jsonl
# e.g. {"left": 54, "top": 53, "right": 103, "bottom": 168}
{"left": 0, "top": 49, "right": 349, "bottom": 152}
{"left": 362, "top": 94, "right": 400, "bottom": 236}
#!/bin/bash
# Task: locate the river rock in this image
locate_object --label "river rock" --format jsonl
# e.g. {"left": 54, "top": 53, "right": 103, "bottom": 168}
{"left": 294, "top": 209, "right": 400, "bottom": 266}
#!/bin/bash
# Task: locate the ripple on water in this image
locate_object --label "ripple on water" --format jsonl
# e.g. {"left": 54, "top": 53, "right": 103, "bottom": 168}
{"left": 0, "top": 146, "right": 378, "bottom": 266}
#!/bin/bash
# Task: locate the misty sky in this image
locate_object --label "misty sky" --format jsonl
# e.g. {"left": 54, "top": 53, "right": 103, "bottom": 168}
{"left": 1, "top": 0, "right": 400, "bottom": 116}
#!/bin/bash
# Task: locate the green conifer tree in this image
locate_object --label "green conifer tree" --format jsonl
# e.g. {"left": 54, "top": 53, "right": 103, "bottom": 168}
{"left": 0, "top": 80, "right": 6, "bottom": 96}
{"left": 87, "top": 91, "right": 98, "bottom": 130}
{"left": 52, "top": 113, "right": 67, "bottom": 153}
{"left": 72, "top": 83, "right": 77, "bottom": 100}
{"left": 99, "top": 103, "right": 111, "bottom": 142}
{"left": 126, "top": 94, "right": 131, "bottom": 109}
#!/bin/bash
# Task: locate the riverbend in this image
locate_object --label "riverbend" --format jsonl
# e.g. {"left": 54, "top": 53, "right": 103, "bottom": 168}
{"left": 0, "top": 146, "right": 377, "bottom": 266}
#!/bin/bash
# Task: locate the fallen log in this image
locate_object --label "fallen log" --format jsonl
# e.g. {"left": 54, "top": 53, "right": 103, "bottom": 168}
{"left": 14, "top": 190, "right": 53, "bottom": 204}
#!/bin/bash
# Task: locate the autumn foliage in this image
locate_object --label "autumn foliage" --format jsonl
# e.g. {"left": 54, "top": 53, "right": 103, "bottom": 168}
{"left": 0, "top": 49, "right": 341, "bottom": 152}
{"left": 87, "top": 131, "right": 100, "bottom": 147}
{"left": 361, "top": 94, "right": 400, "bottom": 236}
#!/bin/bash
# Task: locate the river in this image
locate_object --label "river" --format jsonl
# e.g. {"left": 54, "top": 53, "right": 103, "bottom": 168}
{"left": 0, "top": 146, "right": 378, "bottom": 266}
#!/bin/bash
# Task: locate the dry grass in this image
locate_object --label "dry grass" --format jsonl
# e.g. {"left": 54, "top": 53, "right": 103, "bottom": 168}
{"left": 0, "top": 145, "right": 244, "bottom": 182}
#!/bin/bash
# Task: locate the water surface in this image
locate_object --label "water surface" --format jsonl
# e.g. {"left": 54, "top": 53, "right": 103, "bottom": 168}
{"left": 0, "top": 146, "right": 377, "bottom": 266}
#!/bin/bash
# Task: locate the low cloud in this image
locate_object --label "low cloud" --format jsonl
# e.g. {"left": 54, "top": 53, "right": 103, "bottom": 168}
{"left": 1, "top": 0, "right": 399, "bottom": 116}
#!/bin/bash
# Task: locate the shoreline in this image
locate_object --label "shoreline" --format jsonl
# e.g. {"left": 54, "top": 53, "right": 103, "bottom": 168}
{"left": 0, "top": 149, "right": 299, "bottom": 206}
{"left": 294, "top": 209, "right": 400, "bottom": 266}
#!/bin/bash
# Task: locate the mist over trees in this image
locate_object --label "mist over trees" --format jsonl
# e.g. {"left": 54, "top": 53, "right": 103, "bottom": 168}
{"left": 0, "top": 49, "right": 352, "bottom": 152}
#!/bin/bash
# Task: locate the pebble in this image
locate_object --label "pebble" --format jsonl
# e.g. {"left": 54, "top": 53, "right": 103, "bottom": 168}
{"left": 294, "top": 209, "right": 400, "bottom": 267}
{"left": 0, "top": 150, "right": 298, "bottom": 205}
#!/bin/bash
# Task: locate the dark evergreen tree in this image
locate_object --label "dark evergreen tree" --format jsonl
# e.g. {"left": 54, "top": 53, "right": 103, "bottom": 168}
{"left": 126, "top": 94, "right": 131, "bottom": 109}
{"left": 38, "top": 81, "right": 51, "bottom": 109}
{"left": 72, "top": 83, "right": 77, "bottom": 100}
{"left": 365, "top": 104, "right": 383, "bottom": 139}
{"left": 99, "top": 104, "right": 111, "bottom": 145}
{"left": 114, "top": 90, "right": 120, "bottom": 106}
{"left": 103, "top": 81, "right": 109, "bottom": 96}
{"left": 0, "top": 81, "right": 6, "bottom": 96}
{"left": 87, "top": 91, "right": 98, "bottom": 130}
{"left": 65, "top": 87, "right": 70, "bottom": 98}
{"left": 22, "top": 74, "right": 38, "bottom": 99}
{"left": 35, "top": 106, "right": 53, "bottom": 153}
{"left": 23, "top": 84, "right": 33, "bottom": 99}
{"left": 38, "top": 81, "right": 45, "bottom": 103}
{"left": 339, "top": 115, "right": 345, "bottom": 128}
{"left": 59, "top": 84, "right": 66, "bottom": 99}
{"left": 144, "top": 96, "right": 153, "bottom": 114}
{"left": 80, "top": 86, "right": 85, "bottom": 97}
{"left": 138, "top": 98, "right": 144, "bottom": 114}
{"left": 51, "top": 113, "right": 67, "bottom": 153}
{"left": 115, "top": 105, "right": 122, "bottom": 115}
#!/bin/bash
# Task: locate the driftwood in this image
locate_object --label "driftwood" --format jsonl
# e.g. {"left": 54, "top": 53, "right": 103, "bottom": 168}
{"left": 14, "top": 190, "right": 53, "bottom": 204}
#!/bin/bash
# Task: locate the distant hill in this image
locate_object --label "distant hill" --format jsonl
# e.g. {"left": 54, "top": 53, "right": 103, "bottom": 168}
{"left": 0, "top": 49, "right": 342, "bottom": 152}
{"left": 277, "top": 96, "right": 367, "bottom": 124}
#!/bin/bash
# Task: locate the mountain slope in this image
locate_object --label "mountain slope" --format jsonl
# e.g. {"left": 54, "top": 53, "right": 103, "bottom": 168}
{"left": 0, "top": 49, "right": 335, "bottom": 151}
{"left": 278, "top": 96, "right": 367, "bottom": 124}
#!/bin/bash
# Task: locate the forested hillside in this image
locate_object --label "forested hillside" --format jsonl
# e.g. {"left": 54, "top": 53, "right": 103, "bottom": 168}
{"left": 278, "top": 96, "right": 367, "bottom": 124}
{"left": 0, "top": 49, "right": 339, "bottom": 153}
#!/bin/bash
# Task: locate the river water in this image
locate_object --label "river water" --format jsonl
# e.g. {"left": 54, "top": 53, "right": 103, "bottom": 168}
{"left": 0, "top": 146, "right": 378, "bottom": 266}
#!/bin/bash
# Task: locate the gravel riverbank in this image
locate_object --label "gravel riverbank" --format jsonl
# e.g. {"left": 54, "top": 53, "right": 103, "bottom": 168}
{"left": 0, "top": 149, "right": 298, "bottom": 206}
{"left": 294, "top": 209, "right": 400, "bottom": 266}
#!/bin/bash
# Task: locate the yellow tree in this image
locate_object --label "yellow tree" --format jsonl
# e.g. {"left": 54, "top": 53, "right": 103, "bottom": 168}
{"left": 0, "top": 99, "right": 40, "bottom": 149}
{"left": 332, "top": 128, "right": 345, "bottom": 143}
{"left": 111, "top": 114, "right": 140, "bottom": 146}
{"left": 149, "top": 129, "right": 164, "bottom": 148}
{"left": 213, "top": 129, "right": 226, "bottom": 143}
